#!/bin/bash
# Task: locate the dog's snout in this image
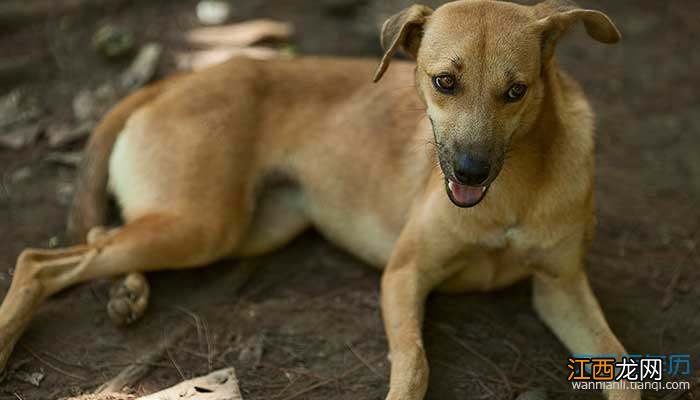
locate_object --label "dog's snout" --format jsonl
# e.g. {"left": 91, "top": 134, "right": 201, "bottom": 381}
{"left": 453, "top": 154, "right": 490, "bottom": 186}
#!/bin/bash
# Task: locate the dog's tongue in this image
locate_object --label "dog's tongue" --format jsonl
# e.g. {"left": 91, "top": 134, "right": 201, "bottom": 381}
{"left": 448, "top": 181, "right": 487, "bottom": 206}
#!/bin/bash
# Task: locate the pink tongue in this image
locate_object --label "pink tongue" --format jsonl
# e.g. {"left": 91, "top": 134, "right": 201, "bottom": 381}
{"left": 448, "top": 181, "right": 486, "bottom": 205}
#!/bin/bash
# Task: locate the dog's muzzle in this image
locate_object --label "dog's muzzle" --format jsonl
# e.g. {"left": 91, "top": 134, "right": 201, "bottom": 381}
{"left": 445, "top": 179, "right": 489, "bottom": 208}
{"left": 444, "top": 153, "right": 491, "bottom": 208}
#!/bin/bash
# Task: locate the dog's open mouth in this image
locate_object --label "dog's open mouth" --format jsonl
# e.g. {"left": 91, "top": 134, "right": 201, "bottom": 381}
{"left": 445, "top": 179, "right": 489, "bottom": 208}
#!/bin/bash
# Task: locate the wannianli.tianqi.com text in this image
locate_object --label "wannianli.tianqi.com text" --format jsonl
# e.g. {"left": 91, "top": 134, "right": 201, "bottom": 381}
{"left": 571, "top": 381, "right": 692, "bottom": 391}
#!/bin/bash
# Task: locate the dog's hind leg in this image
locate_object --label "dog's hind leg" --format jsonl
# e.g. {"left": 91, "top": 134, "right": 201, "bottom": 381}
{"left": 0, "top": 212, "right": 239, "bottom": 372}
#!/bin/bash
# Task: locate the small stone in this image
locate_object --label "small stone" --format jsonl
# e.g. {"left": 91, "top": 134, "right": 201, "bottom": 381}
{"left": 92, "top": 24, "right": 135, "bottom": 59}
{"left": 196, "top": 1, "right": 232, "bottom": 25}
{"left": 120, "top": 43, "right": 162, "bottom": 91}
{"left": 14, "top": 370, "right": 44, "bottom": 387}
{"left": 48, "top": 236, "right": 61, "bottom": 248}
{"left": 683, "top": 239, "right": 696, "bottom": 251}
{"left": 11, "top": 166, "right": 31, "bottom": 182}
{"left": 0, "top": 123, "right": 42, "bottom": 149}
{"left": 46, "top": 151, "right": 83, "bottom": 167}
{"left": 95, "top": 82, "right": 117, "bottom": 100}
{"left": 56, "top": 182, "right": 75, "bottom": 206}
{"left": 73, "top": 89, "right": 97, "bottom": 122}
{"left": 73, "top": 84, "right": 116, "bottom": 122}
{"left": 47, "top": 122, "right": 93, "bottom": 148}
{"left": 0, "top": 90, "right": 42, "bottom": 129}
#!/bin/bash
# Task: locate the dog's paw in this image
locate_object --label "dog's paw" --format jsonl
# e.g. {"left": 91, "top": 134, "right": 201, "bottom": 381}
{"left": 107, "top": 272, "right": 150, "bottom": 326}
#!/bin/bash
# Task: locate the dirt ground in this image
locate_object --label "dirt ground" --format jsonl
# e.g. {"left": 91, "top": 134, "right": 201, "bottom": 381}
{"left": 1, "top": 1, "right": 699, "bottom": 399}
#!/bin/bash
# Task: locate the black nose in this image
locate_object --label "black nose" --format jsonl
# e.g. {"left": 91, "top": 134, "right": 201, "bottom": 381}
{"left": 453, "top": 154, "right": 490, "bottom": 186}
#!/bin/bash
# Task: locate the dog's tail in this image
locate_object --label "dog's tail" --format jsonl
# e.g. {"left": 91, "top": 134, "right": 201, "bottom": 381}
{"left": 66, "top": 79, "right": 173, "bottom": 242}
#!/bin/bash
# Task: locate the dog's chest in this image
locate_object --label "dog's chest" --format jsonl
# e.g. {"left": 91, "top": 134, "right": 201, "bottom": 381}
{"left": 481, "top": 222, "right": 544, "bottom": 263}
{"left": 438, "top": 222, "right": 552, "bottom": 293}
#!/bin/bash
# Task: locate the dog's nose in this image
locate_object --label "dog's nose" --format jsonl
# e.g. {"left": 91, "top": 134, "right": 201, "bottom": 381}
{"left": 453, "top": 154, "right": 490, "bottom": 186}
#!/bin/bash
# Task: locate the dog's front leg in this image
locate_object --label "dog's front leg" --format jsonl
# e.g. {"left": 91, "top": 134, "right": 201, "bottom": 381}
{"left": 382, "top": 266, "right": 431, "bottom": 400}
{"left": 534, "top": 251, "right": 641, "bottom": 400}
{"left": 381, "top": 219, "right": 463, "bottom": 400}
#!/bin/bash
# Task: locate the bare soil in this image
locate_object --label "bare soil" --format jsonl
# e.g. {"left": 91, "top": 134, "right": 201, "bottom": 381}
{"left": 1, "top": 1, "right": 699, "bottom": 399}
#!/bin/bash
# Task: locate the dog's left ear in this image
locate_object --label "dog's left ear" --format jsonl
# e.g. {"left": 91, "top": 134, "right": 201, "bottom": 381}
{"left": 534, "top": 0, "right": 621, "bottom": 60}
{"left": 373, "top": 4, "right": 433, "bottom": 83}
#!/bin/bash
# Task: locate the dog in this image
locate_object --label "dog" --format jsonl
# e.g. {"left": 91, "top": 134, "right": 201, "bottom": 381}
{"left": 0, "top": 0, "right": 636, "bottom": 398}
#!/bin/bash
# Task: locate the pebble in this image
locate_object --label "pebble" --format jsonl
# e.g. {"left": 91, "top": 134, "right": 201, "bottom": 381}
{"left": 120, "top": 43, "right": 162, "bottom": 91}
{"left": 46, "top": 151, "right": 83, "bottom": 168}
{"left": 92, "top": 24, "right": 135, "bottom": 59}
{"left": 0, "top": 123, "right": 42, "bottom": 150}
{"left": 56, "top": 182, "right": 75, "bottom": 206}
{"left": 13, "top": 370, "right": 44, "bottom": 387}
{"left": 72, "top": 89, "right": 98, "bottom": 122}
{"left": 196, "top": 1, "right": 232, "bottom": 25}
{"left": 11, "top": 166, "right": 31, "bottom": 182}
{"left": 73, "top": 83, "right": 116, "bottom": 122}
{"left": 47, "top": 122, "right": 93, "bottom": 148}
{"left": 0, "top": 90, "right": 42, "bottom": 129}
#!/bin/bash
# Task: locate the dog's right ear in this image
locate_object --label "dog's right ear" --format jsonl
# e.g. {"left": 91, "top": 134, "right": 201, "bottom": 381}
{"left": 373, "top": 4, "right": 433, "bottom": 83}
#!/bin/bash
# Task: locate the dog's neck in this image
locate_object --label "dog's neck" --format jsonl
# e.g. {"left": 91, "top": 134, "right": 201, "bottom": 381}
{"left": 481, "top": 59, "right": 595, "bottom": 215}
{"left": 528, "top": 60, "right": 567, "bottom": 148}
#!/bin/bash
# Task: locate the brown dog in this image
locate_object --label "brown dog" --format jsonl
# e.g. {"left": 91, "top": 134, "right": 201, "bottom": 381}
{"left": 0, "top": 1, "right": 636, "bottom": 398}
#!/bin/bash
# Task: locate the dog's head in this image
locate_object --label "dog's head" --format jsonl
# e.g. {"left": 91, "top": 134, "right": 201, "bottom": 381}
{"left": 374, "top": 0, "right": 620, "bottom": 208}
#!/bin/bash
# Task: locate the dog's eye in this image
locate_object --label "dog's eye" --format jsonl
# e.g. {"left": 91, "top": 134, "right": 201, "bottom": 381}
{"left": 433, "top": 74, "right": 456, "bottom": 94}
{"left": 505, "top": 84, "right": 527, "bottom": 102}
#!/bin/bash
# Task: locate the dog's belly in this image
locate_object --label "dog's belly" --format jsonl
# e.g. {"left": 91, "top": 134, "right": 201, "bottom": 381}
{"left": 306, "top": 202, "right": 400, "bottom": 268}
{"left": 109, "top": 125, "right": 160, "bottom": 219}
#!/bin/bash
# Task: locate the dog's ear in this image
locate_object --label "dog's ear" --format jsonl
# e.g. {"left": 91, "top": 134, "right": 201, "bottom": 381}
{"left": 373, "top": 4, "right": 433, "bottom": 82}
{"left": 534, "top": 0, "right": 621, "bottom": 60}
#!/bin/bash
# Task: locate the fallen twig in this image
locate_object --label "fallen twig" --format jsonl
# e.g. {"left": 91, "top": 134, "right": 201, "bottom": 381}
{"left": 174, "top": 306, "right": 211, "bottom": 372}
{"left": 95, "top": 324, "right": 192, "bottom": 393}
{"left": 166, "top": 347, "right": 185, "bottom": 381}
{"left": 345, "top": 341, "right": 382, "bottom": 378}
{"left": 276, "top": 355, "right": 383, "bottom": 400}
